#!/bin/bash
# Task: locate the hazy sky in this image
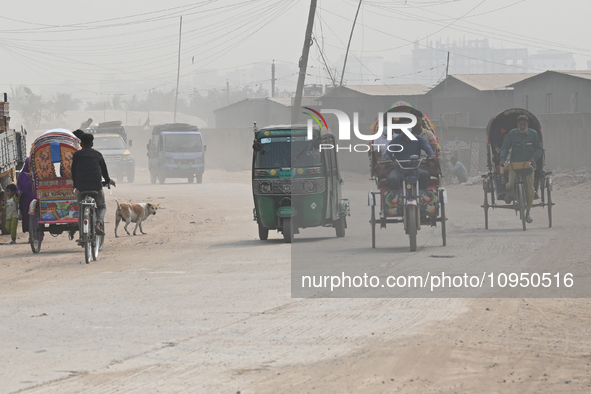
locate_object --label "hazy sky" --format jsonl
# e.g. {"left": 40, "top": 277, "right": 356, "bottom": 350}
{"left": 1, "top": 0, "right": 590, "bottom": 102}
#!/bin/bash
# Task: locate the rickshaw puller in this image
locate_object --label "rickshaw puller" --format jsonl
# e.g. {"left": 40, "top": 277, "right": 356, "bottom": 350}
{"left": 383, "top": 126, "right": 435, "bottom": 191}
{"left": 72, "top": 133, "right": 116, "bottom": 238}
{"left": 499, "top": 114, "right": 542, "bottom": 223}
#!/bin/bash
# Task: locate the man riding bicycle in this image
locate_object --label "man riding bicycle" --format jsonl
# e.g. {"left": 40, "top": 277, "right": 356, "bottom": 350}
{"left": 500, "top": 115, "right": 542, "bottom": 223}
{"left": 71, "top": 132, "right": 116, "bottom": 238}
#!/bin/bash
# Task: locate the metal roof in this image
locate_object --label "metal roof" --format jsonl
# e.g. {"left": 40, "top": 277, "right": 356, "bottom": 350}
{"left": 325, "top": 84, "right": 430, "bottom": 97}
{"left": 508, "top": 70, "right": 591, "bottom": 86}
{"left": 214, "top": 97, "right": 292, "bottom": 113}
{"left": 449, "top": 73, "right": 538, "bottom": 91}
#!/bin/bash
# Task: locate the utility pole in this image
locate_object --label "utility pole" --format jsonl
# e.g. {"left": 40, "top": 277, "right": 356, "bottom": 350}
{"left": 291, "top": 0, "right": 317, "bottom": 124}
{"left": 444, "top": 51, "right": 450, "bottom": 96}
{"left": 339, "top": 0, "right": 362, "bottom": 87}
{"left": 226, "top": 79, "right": 230, "bottom": 106}
{"left": 271, "top": 60, "right": 276, "bottom": 98}
{"left": 173, "top": 16, "right": 183, "bottom": 123}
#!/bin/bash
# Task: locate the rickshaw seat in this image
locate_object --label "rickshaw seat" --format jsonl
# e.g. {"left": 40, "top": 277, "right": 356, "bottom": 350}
{"left": 79, "top": 190, "right": 99, "bottom": 199}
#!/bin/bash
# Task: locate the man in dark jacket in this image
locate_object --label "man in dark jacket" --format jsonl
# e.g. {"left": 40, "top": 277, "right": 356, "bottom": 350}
{"left": 72, "top": 133, "right": 116, "bottom": 236}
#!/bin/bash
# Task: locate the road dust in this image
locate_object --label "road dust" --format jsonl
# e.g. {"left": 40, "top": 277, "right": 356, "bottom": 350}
{"left": 1, "top": 169, "right": 590, "bottom": 393}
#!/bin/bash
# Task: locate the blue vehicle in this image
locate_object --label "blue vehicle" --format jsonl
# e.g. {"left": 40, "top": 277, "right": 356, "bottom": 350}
{"left": 147, "top": 123, "right": 206, "bottom": 184}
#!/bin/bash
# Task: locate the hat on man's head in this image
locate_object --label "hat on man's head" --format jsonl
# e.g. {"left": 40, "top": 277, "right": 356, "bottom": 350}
{"left": 80, "top": 133, "right": 94, "bottom": 145}
{"left": 517, "top": 114, "right": 529, "bottom": 123}
{"left": 73, "top": 129, "right": 85, "bottom": 139}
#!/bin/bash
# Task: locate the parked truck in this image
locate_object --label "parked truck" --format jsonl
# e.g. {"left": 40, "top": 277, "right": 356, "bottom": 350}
{"left": 147, "top": 123, "right": 206, "bottom": 184}
{"left": 0, "top": 94, "right": 27, "bottom": 233}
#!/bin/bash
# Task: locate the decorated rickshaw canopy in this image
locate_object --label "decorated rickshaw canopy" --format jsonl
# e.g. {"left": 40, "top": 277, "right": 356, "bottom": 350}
{"left": 30, "top": 128, "right": 80, "bottom": 181}
{"left": 370, "top": 100, "right": 437, "bottom": 138}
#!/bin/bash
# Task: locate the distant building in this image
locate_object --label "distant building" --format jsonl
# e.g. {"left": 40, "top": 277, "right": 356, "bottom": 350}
{"left": 318, "top": 84, "right": 431, "bottom": 127}
{"left": 214, "top": 97, "right": 292, "bottom": 129}
{"left": 413, "top": 39, "right": 529, "bottom": 85}
{"left": 510, "top": 70, "right": 591, "bottom": 114}
{"left": 429, "top": 73, "right": 538, "bottom": 127}
{"left": 529, "top": 50, "right": 576, "bottom": 71}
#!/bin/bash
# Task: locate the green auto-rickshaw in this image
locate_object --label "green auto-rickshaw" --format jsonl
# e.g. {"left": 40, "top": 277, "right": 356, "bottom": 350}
{"left": 252, "top": 124, "right": 350, "bottom": 243}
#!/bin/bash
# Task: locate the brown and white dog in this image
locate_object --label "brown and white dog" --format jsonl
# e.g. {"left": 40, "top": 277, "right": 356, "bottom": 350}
{"left": 115, "top": 199, "right": 160, "bottom": 237}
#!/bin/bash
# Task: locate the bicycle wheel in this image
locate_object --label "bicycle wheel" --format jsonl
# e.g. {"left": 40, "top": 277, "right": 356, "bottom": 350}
{"left": 407, "top": 205, "right": 418, "bottom": 252}
{"left": 440, "top": 190, "right": 447, "bottom": 246}
{"left": 547, "top": 178, "right": 553, "bottom": 228}
{"left": 83, "top": 206, "right": 92, "bottom": 264}
{"left": 517, "top": 183, "right": 527, "bottom": 231}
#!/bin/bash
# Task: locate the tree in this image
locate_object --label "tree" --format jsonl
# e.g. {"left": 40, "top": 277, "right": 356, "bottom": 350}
{"left": 86, "top": 101, "right": 112, "bottom": 111}
{"left": 50, "top": 93, "right": 80, "bottom": 121}
{"left": 17, "top": 88, "right": 47, "bottom": 129}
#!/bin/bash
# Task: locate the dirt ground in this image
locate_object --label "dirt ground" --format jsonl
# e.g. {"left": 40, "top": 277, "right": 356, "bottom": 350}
{"left": 1, "top": 168, "right": 590, "bottom": 393}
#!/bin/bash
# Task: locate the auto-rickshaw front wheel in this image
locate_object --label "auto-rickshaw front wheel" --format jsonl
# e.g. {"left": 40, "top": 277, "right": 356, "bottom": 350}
{"left": 258, "top": 224, "right": 269, "bottom": 240}
{"left": 282, "top": 218, "right": 293, "bottom": 243}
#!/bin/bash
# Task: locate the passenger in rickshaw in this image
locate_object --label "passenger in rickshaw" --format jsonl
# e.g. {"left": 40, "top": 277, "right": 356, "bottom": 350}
{"left": 382, "top": 123, "right": 435, "bottom": 191}
{"left": 499, "top": 114, "right": 542, "bottom": 223}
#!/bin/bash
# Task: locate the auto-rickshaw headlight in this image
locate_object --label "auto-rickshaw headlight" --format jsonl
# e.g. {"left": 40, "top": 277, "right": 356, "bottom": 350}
{"left": 304, "top": 180, "right": 316, "bottom": 192}
{"left": 260, "top": 181, "right": 272, "bottom": 193}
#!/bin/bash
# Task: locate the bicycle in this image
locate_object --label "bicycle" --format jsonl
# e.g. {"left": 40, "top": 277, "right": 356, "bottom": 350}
{"left": 77, "top": 182, "right": 109, "bottom": 264}
{"left": 505, "top": 161, "right": 532, "bottom": 231}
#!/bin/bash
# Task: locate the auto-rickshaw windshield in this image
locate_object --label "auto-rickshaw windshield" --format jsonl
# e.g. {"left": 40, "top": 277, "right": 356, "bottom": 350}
{"left": 164, "top": 134, "right": 203, "bottom": 152}
{"left": 255, "top": 138, "right": 321, "bottom": 168}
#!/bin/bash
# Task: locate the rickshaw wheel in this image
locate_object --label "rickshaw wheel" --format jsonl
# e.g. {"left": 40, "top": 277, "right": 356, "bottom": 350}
{"left": 159, "top": 172, "right": 166, "bottom": 184}
{"left": 335, "top": 216, "right": 346, "bottom": 238}
{"left": 188, "top": 175, "right": 194, "bottom": 183}
{"left": 282, "top": 218, "right": 293, "bottom": 243}
{"left": 258, "top": 224, "right": 269, "bottom": 240}
{"left": 517, "top": 183, "right": 527, "bottom": 231}
{"left": 29, "top": 210, "right": 42, "bottom": 254}
{"left": 370, "top": 204, "right": 376, "bottom": 249}
{"left": 407, "top": 205, "right": 418, "bottom": 252}
{"left": 482, "top": 183, "right": 489, "bottom": 230}
{"left": 196, "top": 173, "right": 203, "bottom": 184}
{"left": 150, "top": 172, "right": 157, "bottom": 184}
{"left": 440, "top": 190, "right": 447, "bottom": 246}
{"left": 547, "top": 180, "right": 553, "bottom": 228}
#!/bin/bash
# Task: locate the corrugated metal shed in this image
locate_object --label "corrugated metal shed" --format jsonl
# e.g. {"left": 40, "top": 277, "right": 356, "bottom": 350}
{"left": 509, "top": 70, "right": 591, "bottom": 86}
{"left": 324, "top": 84, "right": 430, "bottom": 97}
{"left": 450, "top": 73, "right": 538, "bottom": 91}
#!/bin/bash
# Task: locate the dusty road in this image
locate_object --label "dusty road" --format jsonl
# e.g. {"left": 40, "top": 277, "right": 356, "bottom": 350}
{"left": 1, "top": 169, "right": 590, "bottom": 393}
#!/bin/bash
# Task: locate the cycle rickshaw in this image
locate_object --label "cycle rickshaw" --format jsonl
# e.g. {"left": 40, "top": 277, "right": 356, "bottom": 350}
{"left": 28, "top": 129, "right": 104, "bottom": 262}
{"left": 368, "top": 105, "right": 447, "bottom": 252}
{"left": 481, "top": 108, "right": 554, "bottom": 231}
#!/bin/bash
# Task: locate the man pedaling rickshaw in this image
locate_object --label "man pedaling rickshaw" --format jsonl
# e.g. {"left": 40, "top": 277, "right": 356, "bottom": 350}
{"left": 381, "top": 118, "right": 436, "bottom": 191}
{"left": 499, "top": 114, "right": 543, "bottom": 224}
